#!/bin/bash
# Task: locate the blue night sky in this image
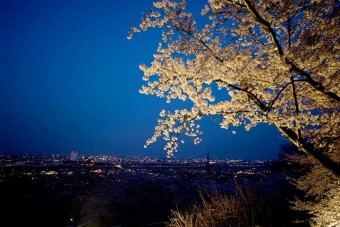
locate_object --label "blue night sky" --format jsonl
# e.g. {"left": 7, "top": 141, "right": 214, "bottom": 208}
{"left": 0, "top": 0, "right": 287, "bottom": 160}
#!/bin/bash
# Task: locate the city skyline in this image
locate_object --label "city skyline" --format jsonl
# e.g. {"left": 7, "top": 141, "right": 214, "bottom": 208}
{"left": 1, "top": 0, "right": 287, "bottom": 160}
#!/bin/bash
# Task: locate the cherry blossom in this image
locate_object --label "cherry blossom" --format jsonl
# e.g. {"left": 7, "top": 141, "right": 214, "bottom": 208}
{"left": 130, "top": 0, "right": 339, "bottom": 176}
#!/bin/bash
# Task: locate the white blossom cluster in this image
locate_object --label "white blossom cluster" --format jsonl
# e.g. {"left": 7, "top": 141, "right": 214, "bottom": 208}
{"left": 144, "top": 108, "right": 203, "bottom": 157}
{"left": 130, "top": 0, "right": 340, "bottom": 163}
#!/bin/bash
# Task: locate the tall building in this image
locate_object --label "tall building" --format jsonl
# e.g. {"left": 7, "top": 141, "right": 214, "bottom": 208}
{"left": 70, "top": 150, "right": 78, "bottom": 161}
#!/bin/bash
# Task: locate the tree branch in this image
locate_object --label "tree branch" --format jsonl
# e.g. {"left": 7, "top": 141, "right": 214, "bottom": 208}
{"left": 285, "top": 60, "right": 340, "bottom": 102}
{"left": 242, "top": 0, "right": 340, "bottom": 102}
{"left": 291, "top": 76, "right": 302, "bottom": 141}
{"left": 166, "top": 10, "right": 224, "bottom": 63}
{"left": 277, "top": 126, "right": 340, "bottom": 177}
{"left": 214, "top": 79, "right": 269, "bottom": 112}
{"left": 242, "top": 0, "right": 284, "bottom": 56}
{"left": 268, "top": 79, "right": 306, "bottom": 113}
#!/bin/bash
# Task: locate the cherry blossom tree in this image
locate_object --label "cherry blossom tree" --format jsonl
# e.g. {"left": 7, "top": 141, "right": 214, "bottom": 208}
{"left": 129, "top": 0, "right": 340, "bottom": 176}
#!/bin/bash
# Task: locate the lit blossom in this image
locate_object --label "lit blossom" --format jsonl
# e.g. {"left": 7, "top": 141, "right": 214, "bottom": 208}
{"left": 130, "top": 0, "right": 339, "bottom": 176}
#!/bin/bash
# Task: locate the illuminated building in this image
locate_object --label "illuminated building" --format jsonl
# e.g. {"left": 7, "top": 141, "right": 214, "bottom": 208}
{"left": 70, "top": 150, "right": 78, "bottom": 161}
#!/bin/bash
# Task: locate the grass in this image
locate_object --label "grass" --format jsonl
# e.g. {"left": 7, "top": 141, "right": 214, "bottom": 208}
{"left": 167, "top": 184, "right": 276, "bottom": 227}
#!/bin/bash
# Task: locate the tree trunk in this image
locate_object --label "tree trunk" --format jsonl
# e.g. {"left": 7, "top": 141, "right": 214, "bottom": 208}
{"left": 277, "top": 126, "right": 340, "bottom": 177}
